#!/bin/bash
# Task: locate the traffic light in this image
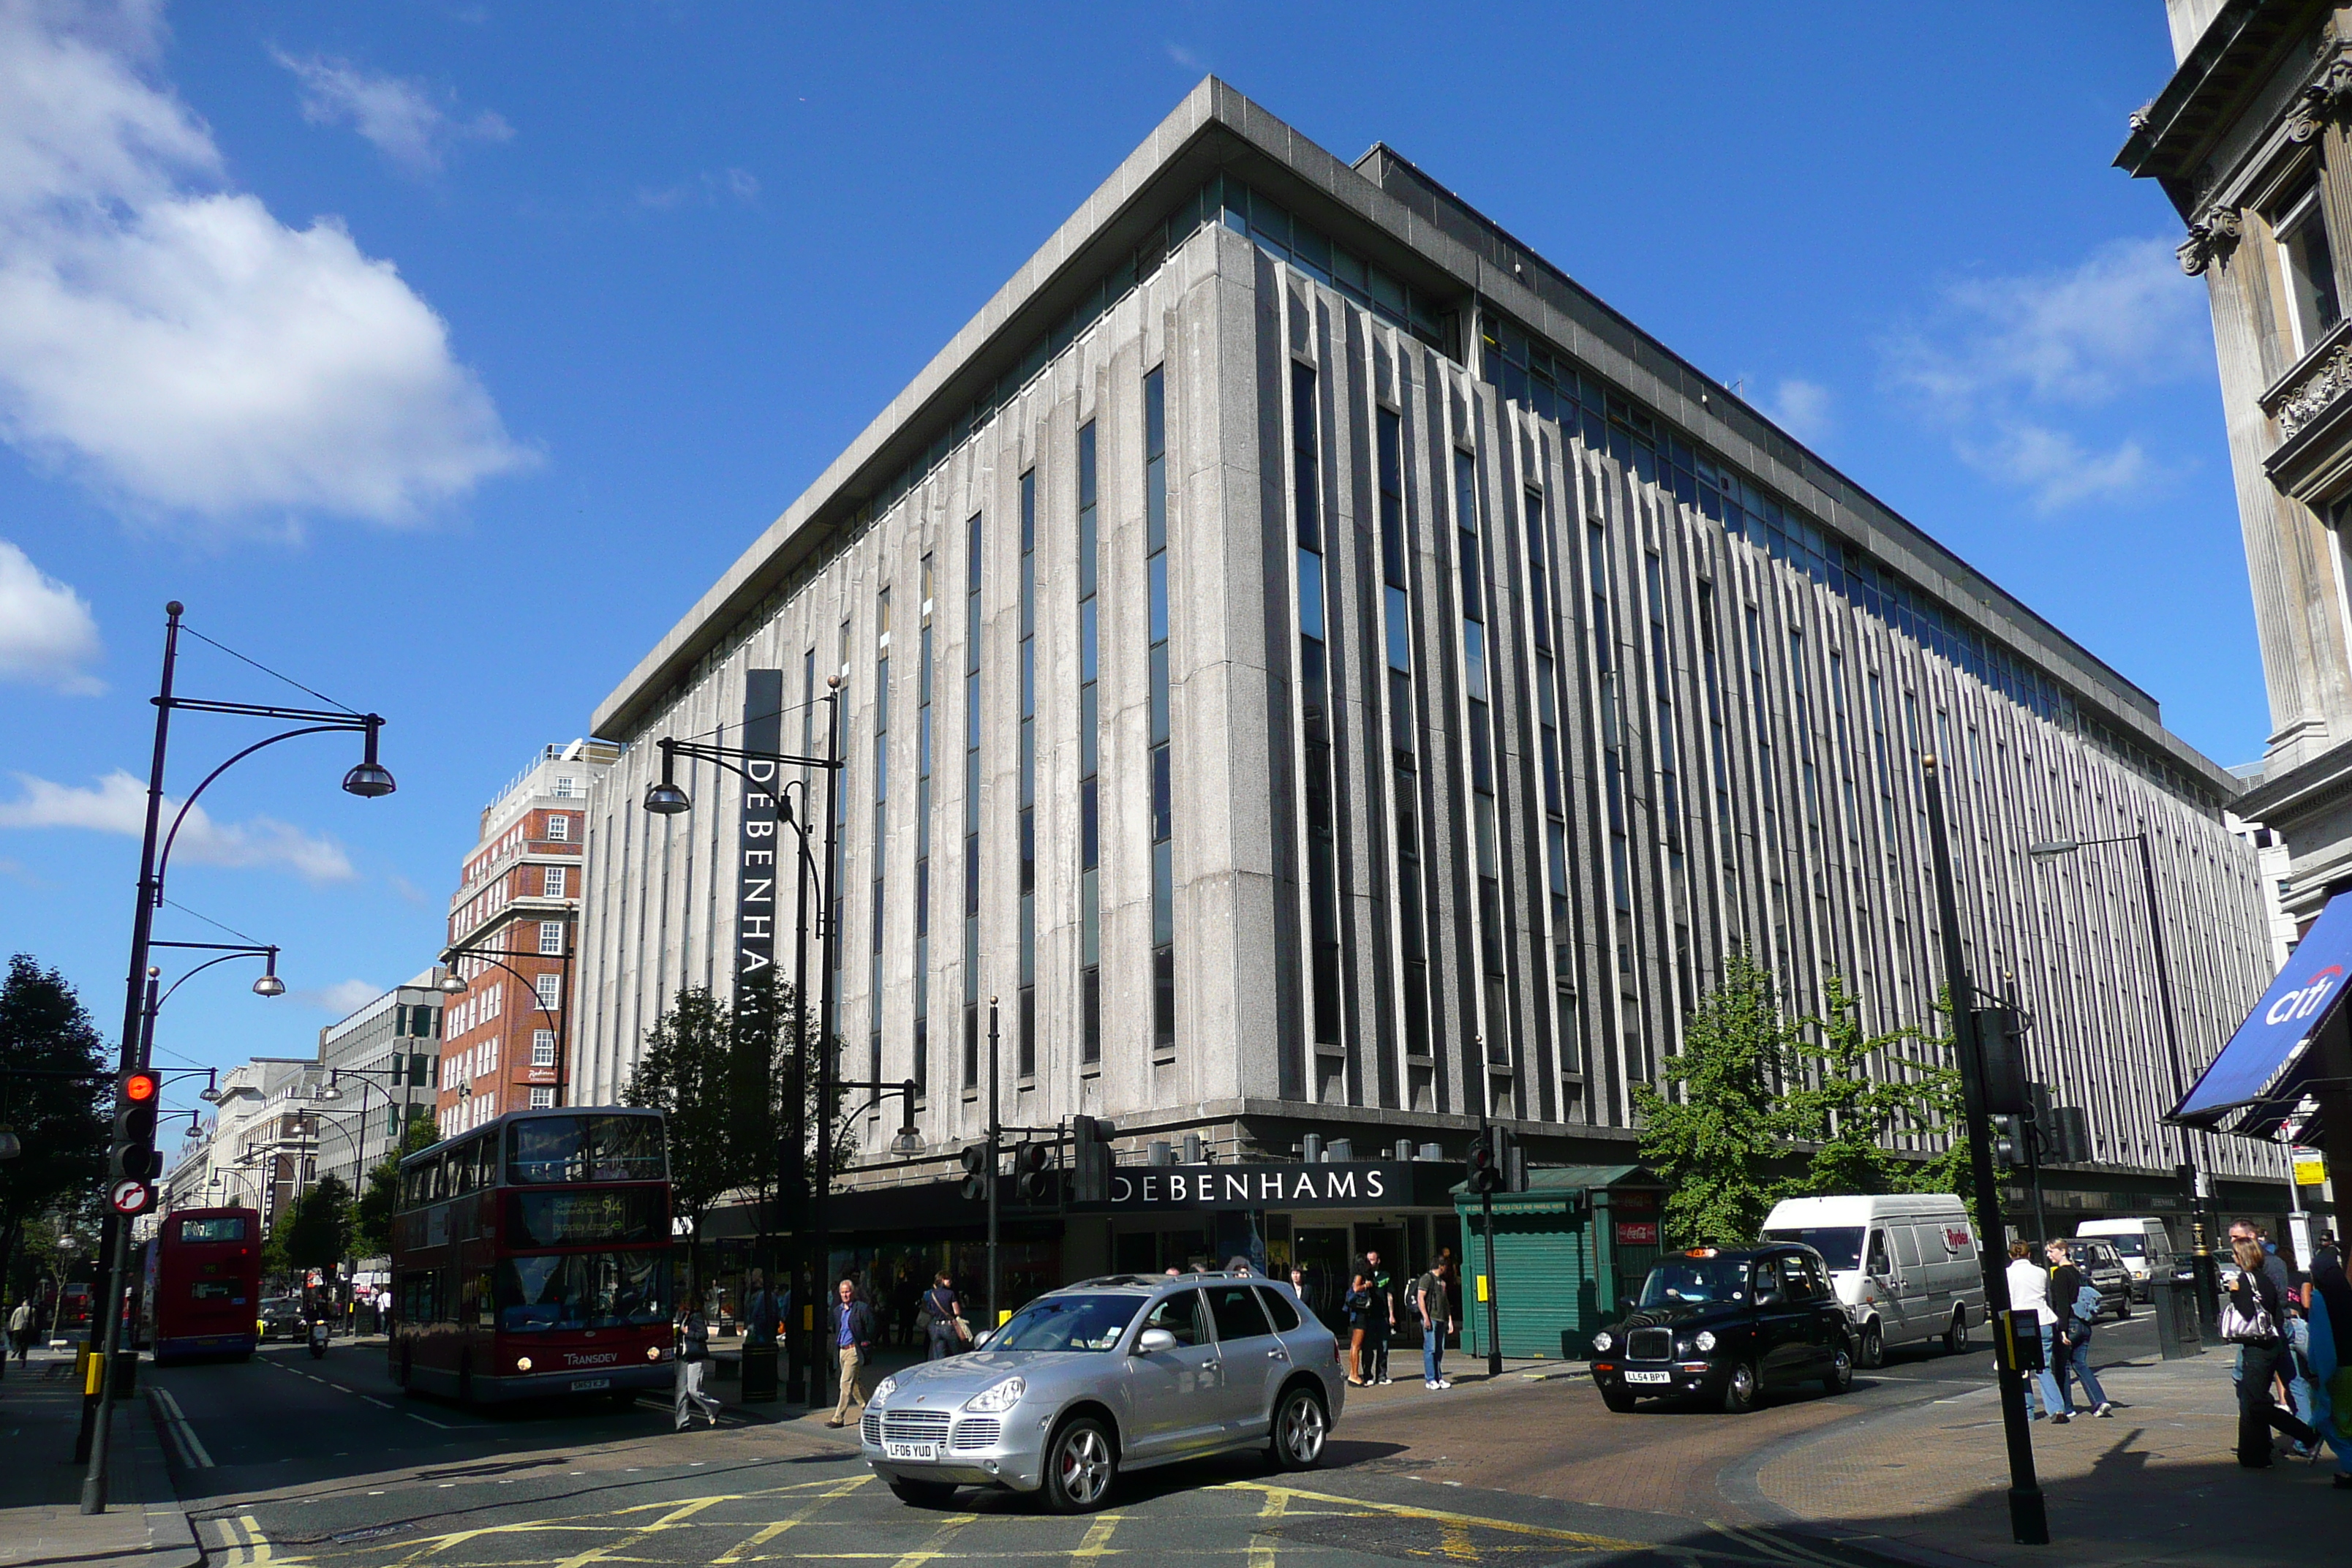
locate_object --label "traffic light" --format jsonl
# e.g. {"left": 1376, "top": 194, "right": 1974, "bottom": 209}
{"left": 111, "top": 1069, "right": 161, "bottom": 1181}
{"left": 1071, "top": 1115, "right": 1115, "bottom": 1204}
{"left": 959, "top": 1142, "right": 991, "bottom": 1202}
{"left": 1990, "top": 1114, "right": 2026, "bottom": 1166}
{"left": 2046, "top": 1105, "right": 2091, "bottom": 1166}
{"left": 1971, "top": 1006, "right": 2029, "bottom": 1116}
{"left": 1466, "top": 1127, "right": 1502, "bottom": 1195}
{"left": 1014, "top": 1142, "right": 1057, "bottom": 1203}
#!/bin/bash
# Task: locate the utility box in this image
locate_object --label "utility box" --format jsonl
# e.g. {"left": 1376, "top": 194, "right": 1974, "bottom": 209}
{"left": 1456, "top": 1165, "right": 1667, "bottom": 1360}
{"left": 2149, "top": 1278, "right": 2204, "bottom": 1360}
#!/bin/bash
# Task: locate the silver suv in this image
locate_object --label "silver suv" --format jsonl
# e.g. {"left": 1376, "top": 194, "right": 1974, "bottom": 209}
{"left": 859, "top": 1271, "right": 1343, "bottom": 1512}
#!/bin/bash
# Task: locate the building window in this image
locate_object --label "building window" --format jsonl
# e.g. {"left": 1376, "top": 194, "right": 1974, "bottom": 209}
{"left": 2277, "top": 181, "right": 2342, "bottom": 357}
{"left": 914, "top": 553, "right": 933, "bottom": 1096}
{"left": 535, "top": 972, "right": 562, "bottom": 1011}
{"left": 1145, "top": 368, "right": 1174, "bottom": 1055}
{"left": 1381, "top": 406, "right": 1432, "bottom": 1061}
{"left": 872, "top": 587, "right": 891, "bottom": 1097}
{"left": 1019, "top": 467, "right": 1039, "bottom": 1078}
{"left": 546, "top": 815, "right": 570, "bottom": 842}
{"left": 963, "top": 510, "right": 983, "bottom": 1090}
{"left": 1079, "top": 415, "right": 1103, "bottom": 1065}
{"left": 1298, "top": 363, "right": 1342, "bottom": 1054}
{"left": 554, "top": 776, "right": 577, "bottom": 799}
{"left": 532, "top": 1030, "right": 557, "bottom": 1067}
{"left": 538, "top": 920, "right": 564, "bottom": 955}
{"left": 543, "top": 864, "right": 567, "bottom": 899}
{"left": 529, "top": 1087, "right": 554, "bottom": 1109}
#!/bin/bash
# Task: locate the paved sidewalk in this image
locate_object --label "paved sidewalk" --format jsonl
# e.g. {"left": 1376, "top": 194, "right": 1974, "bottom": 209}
{"left": 1741, "top": 1344, "right": 2348, "bottom": 1567}
{"left": 0, "top": 1347, "right": 198, "bottom": 1568}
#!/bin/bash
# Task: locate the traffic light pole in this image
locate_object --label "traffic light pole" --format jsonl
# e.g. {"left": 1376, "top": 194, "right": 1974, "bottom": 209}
{"left": 987, "top": 998, "right": 1001, "bottom": 1335}
{"left": 1924, "top": 755, "right": 2046, "bottom": 1546}
{"left": 1479, "top": 1120, "right": 1501, "bottom": 1379}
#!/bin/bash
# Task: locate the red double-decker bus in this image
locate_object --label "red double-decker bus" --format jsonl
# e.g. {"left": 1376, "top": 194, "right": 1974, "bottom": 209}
{"left": 388, "top": 1106, "right": 674, "bottom": 1406}
{"left": 139, "top": 1207, "right": 262, "bottom": 1363}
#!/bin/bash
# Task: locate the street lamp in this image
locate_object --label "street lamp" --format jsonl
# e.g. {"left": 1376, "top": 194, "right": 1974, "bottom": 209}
{"left": 84, "top": 601, "right": 393, "bottom": 1516}
{"left": 638, "top": 677, "right": 844, "bottom": 1409}
{"left": 440, "top": 939, "right": 576, "bottom": 1111}
{"left": 2025, "top": 822, "right": 2218, "bottom": 1332}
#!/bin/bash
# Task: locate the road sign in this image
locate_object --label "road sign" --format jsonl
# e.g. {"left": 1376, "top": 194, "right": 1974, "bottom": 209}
{"left": 108, "top": 1177, "right": 154, "bottom": 1216}
{"left": 2294, "top": 1146, "right": 2327, "bottom": 1187}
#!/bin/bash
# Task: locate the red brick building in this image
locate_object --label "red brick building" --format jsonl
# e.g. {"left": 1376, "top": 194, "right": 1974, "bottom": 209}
{"left": 437, "top": 740, "right": 617, "bottom": 1136}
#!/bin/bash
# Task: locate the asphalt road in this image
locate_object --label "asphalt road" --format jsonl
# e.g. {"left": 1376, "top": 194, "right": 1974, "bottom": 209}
{"left": 149, "top": 1320, "right": 2152, "bottom": 1568}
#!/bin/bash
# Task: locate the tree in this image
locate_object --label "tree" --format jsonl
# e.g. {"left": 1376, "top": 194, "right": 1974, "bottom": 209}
{"left": 0, "top": 954, "right": 110, "bottom": 1307}
{"left": 275, "top": 1175, "right": 353, "bottom": 1275}
{"left": 1782, "top": 973, "right": 1957, "bottom": 1197}
{"left": 1635, "top": 949, "right": 1803, "bottom": 1248}
{"left": 351, "top": 1110, "right": 440, "bottom": 1259}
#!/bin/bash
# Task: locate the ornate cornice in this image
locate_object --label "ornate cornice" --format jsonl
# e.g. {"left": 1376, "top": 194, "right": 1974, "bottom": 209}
{"left": 2179, "top": 206, "right": 2244, "bottom": 275}
{"left": 2288, "top": 34, "right": 2352, "bottom": 143}
{"left": 2273, "top": 336, "right": 2352, "bottom": 440}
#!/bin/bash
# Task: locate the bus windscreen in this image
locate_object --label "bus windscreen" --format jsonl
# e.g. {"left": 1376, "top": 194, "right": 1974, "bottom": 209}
{"left": 494, "top": 1251, "right": 671, "bottom": 1332}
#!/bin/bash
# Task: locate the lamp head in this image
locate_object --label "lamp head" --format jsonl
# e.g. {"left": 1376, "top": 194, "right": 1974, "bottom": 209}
{"left": 889, "top": 1126, "right": 925, "bottom": 1156}
{"left": 314, "top": 1079, "right": 344, "bottom": 1103}
{"left": 440, "top": 968, "right": 468, "bottom": 995}
{"left": 643, "top": 738, "right": 690, "bottom": 815}
{"left": 342, "top": 716, "right": 396, "bottom": 799}
{"left": 252, "top": 973, "right": 285, "bottom": 998}
{"left": 2027, "top": 840, "right": 2079, "bottom": 859}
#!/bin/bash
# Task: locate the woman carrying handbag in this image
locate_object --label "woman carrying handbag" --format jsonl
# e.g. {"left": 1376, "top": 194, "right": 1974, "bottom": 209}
{"left": 2223, "top": 1237, "right": 2319, "bottom": 1466}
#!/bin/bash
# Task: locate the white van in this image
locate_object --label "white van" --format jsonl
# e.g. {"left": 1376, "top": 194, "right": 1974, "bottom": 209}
{"left": 1761, "top": 1194, "right": 1983, "bottom": 1368}
{"left": 2073, "top": 1218, "right": 2174, "bottom": 1301}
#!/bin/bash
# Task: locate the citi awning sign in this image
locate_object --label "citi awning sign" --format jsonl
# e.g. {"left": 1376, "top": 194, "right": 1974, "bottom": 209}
{"left": 2176, "top": 890, "right": 2352, "bottom": 1134}
{"left": 1079, "top": 1161, "right": 1412, "bottom": 1213}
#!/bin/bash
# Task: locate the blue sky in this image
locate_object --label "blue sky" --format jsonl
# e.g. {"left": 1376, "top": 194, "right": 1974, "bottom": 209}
{"left": 0, "top": 1, "right": 2248, "bottom": 1092}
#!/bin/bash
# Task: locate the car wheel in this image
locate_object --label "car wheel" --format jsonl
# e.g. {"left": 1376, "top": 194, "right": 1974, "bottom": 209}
{"left": 1943, "top": 1308, "right": 1969, "bottom": 1355}
{"left": 1857, "top": 1322, "right": 1885, "bottom": 1369}
{"left": 1268, "top": 1384, "right": 1328, "bottom": 1471}
{"left": 1599, "top": 1384, "right": 1638, "bottom": 1413}
{"left": 1720, "top": 1360, "right": 1759, "bottom": 1414}
{"left": 889, "top": 1477, "right": 960, "bottom": 1507}
{"left": 1822, "top": 1345, "right": 1853, "bottom": 1397}
{"left": 1041, "top": 1415, "right": 1117, "bottom": 1513}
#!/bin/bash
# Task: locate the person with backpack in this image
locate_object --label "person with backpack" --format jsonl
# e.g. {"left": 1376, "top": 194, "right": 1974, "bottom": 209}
{"left": 2223, "top": 1237, "right": 2319, "bottom": 1467}
{"left": 2045, "top": 1240, "right": 2114, "bottom": 1418}
{"left": 921, "top": 1272, "right": 967, "bottom": 1361}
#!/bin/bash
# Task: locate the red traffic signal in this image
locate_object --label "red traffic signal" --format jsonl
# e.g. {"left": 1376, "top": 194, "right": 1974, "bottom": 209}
{"left": 123, "top": 1071, "right": 159, "bottom": 1103}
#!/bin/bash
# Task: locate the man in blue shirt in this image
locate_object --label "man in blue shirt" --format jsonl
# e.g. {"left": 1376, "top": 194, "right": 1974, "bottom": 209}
{"left": 827, "top": 1278, "right": 878, "bottom": 1428}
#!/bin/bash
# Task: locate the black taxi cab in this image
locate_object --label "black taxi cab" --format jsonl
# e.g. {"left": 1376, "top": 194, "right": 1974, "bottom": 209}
{"left": 1588, "top": 1245, "right": 1855, "bottom": 1414}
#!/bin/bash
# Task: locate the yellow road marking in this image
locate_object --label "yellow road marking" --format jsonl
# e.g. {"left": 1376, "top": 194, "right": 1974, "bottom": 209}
{"left": 1439, "top": 1515, "right": 1481, "bottom": 1561}
{"left": 1217, "top": 1481, "right": 1650, "bottom": 1554}
{"left": 883, "top": 1512, "right": 978, "bottom": 1568}
{"left": 1246, "top": 1486, "right": 1289, "bottom": 1568}
{"left": 546, "top": 1494, "right": 727, "bottom": 1568}
{"left": 1073, "top": 1512, "right": 1124, "bottom": 1560}
{"left": 712, "top": 1477, "right": 870, "bottom": 1564}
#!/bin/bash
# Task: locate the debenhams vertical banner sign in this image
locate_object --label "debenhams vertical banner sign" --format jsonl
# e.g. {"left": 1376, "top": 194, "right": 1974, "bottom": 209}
{"left": 1079, "top": 1162, "right": 1415, "bottom": 1213}
{"left": 736, "top": 670, "right": 784, "bottom": 983}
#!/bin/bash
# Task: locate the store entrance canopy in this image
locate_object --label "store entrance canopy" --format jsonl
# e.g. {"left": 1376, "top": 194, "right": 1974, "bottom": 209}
{"left": 2172, "top": 891, "right": 2352, "bottom": 1140}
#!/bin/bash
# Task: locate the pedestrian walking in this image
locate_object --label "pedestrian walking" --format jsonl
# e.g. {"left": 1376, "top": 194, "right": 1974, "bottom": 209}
{"left": 673, "top": 1292, "right": 722, "bottom": 1430}
{"left": 2304, "top": 1254, "right": 2352, "bottom": 1488}
{"left": 2046, "top": 1240, "right": 2114, "bottom": 1417}
{"left": 743, "top": 1270, "right": 780, "bottom": 1349}
{"left": 922, "top": 1273, "right": 967, "bottom": 1361}
{"left": 2223, "top": 1237, "right": 2320, "bottom": 1467}
{"left": 2230, "top": 1218, "right": 2311, "bottom": 1436}
{"left": 8, "top": 1297, "right": 31, "bottom": 1364}
{"left": 2005, "top": 1242, "right": 2068, "bottom": 1422}
{"left": 1345, "top": 1258, "right": 1376, "bottom": 1386}
{"left": 1362, "top": 1250, "right": 1396, "bottom": 1384}
{"left": 1414, "top": 1259, "right": 1457, "bottom": 1390}
{"left": 827, "top": 1278, "right": 878, "bottom": 1428}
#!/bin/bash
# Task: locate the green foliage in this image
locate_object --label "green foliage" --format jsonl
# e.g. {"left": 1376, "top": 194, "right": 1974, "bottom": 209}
{"left": 1782, "top": 972, "right": 1956, "bottom": 1197}
{"left": 0, "top": 954, "right": 110, "bottom": 1301}
{"left": 276, "top": 1174, "right": 353, "bottom": 1273}
{"left": 352, "top": 1110, "right": 440, "bottom": 1258}
{"left": 1634, "top": 950, "right": 1802, "bottom": 1248}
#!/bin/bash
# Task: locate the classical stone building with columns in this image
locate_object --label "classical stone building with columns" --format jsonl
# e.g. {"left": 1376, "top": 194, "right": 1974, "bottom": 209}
{"left": 576, "top": 80, "right": 2289, "bottom": 1279}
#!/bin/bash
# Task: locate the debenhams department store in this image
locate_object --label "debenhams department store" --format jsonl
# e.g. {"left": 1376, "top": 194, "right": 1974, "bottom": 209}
{"left": 571, "top": 80, "right": 2293, "bottom": 1303}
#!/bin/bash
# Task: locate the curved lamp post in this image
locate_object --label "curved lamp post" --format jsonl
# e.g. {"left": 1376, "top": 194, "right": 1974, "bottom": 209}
{"left": 85, "top": 603, "right": 392, "bottom": 1515}
{"left": 439, "top": 942, "right": 572, "bottom": 1115}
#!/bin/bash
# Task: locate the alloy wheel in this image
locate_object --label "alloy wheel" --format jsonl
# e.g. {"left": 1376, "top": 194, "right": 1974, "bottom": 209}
{"left": 1281, "top": 1392, "right": 1327, "bottom": 1464}
{"left": 1059, "top": 1425, "right": 1112, "bottom": 1507}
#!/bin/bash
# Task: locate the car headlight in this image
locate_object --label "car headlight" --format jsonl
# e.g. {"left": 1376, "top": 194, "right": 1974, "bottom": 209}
{"left": 872, "top": 1375, "right": 898, "bottom": 1404}
{"left": 516, "top": 1355, "right": 533, "bottom": 1373}
{"left": 1695, "top": 1331, "right": 1716, "bottom": 1352}
{"left": 1591, "top": 1331, "right": 1614, "bottom": 1353}
{"left": 962, "top": 1376, "right": 1025, "bottom": 1413}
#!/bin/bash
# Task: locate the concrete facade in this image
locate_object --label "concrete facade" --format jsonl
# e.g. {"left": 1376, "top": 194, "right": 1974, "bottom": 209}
{"left": 578, "top": 81, "right": 2289, "bottom": 1203}
{"left": 312, "top": 970, "right": 445, "bottom": 1194}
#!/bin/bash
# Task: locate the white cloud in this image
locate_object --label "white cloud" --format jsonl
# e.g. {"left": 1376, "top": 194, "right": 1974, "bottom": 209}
{"left": 0, "top": 537, "right": 102, "bottom": 690}
{"left": 1166, "top": 42, "right": 1207, "bottom": 72}
{"left": 1881, "top": 236, "right": 2204, "bottom": 510}
{"left": 0, "top": 0, "right": 532, "bottom": 527}
{"left": 293, "top": 977, "right": 381, "bottom": 1016}
{"left": 386, "top": 871, "right": 431, "bottom": 906}
{"left": 0, "top": 768, "right": 355, "bottom": 881}
{"left": 1763, "top": 377, "right": 1833, "bottom": 445}
{"left": 634, "top": 167, "right": 760, "bottom": 211}
{"left": 272, "top": 49, "right": 511, "bottom": 178}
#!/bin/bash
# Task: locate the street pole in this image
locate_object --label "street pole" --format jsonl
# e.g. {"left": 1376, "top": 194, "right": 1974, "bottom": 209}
{"left": 808, "top": 681, "right": 842, "bottom": 1411}
{"left": 80, "top": 606, "right": 181, "bottom": 1507}
{"left": 987, "top": 997, "right": 1001, "bottom": 1335}
{"left": 788, "top": 799, "right": 813, "bottom": 1406}
{"left": 1923, "top": 755, "right": 2046, "bottom": 1546}
{"left": 1479, "top": 1117, "right": 1502, "bottom": 1379}
{"left": 2134, "top": 823, "right": 2217, "bottom": 1335}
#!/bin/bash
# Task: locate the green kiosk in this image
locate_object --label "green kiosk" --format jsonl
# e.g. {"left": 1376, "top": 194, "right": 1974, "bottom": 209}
{"left": 1458, "top": 1165, "right": 1670, "bottom": 1361}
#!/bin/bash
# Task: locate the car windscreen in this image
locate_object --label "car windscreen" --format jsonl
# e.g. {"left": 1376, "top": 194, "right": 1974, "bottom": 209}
{"left": 2091, "top": 1234, "right": 2146, "bottom": 1257}
{"left": 1761, "top": 1226, "right": 1863, "bottom": 1271}
{"left": 987, "top": 1293, "right": 1142, "bottom": 1352}
{"left": 1637, "top": 1258, "right": 1752, "bottom": 1308}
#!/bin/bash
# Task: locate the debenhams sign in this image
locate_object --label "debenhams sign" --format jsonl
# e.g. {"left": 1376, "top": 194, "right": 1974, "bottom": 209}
{"left": 1087, "top": 1161, "right": 1411, "bottom": 1213}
